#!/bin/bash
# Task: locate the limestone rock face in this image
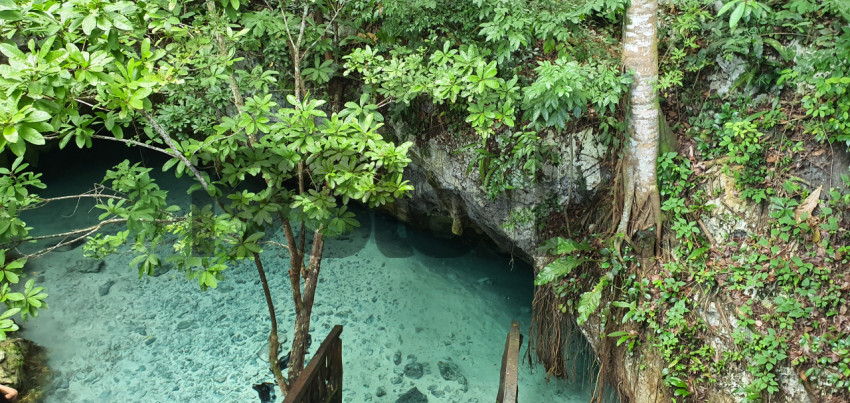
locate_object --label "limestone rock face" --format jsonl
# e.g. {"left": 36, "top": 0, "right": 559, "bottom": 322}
{"left": 383, "top": 122, "right": 842, "bottom": 402}
{"left": 387, "top": 122, "right": 604, "bottom": 263}
{"left": 0, "top": 338, "right": 49, "bottom": 400}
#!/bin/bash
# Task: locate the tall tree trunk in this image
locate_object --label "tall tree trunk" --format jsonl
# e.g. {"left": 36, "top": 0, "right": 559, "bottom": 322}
{"left": 617, "top": 0, "right": 662, "bottom": 253}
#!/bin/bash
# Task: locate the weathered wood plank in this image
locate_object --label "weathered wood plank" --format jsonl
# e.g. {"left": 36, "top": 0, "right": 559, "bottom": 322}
{"left": 284, "top": 325, "right": 343, "bottom": 403}
{"left": 497, "top": 321, "right": 522, "bottom": 403}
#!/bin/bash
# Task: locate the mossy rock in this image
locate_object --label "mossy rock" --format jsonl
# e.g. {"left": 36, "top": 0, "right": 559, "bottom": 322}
{"left": 0, "top": 338, "right": 50, "bottom": 403}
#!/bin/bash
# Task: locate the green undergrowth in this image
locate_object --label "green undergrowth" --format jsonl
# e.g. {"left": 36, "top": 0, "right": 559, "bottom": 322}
{"left": 535, "top": 0, "right": 850, "bottom": 400}
{"left": 539, "top": 154, "right": 850, "bottom": 401}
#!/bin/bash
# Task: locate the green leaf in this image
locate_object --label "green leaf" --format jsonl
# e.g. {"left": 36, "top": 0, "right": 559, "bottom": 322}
{"left": 717, "top": 0, "right": 738, "bottom": 17}
{"left": 141, "top": 38, "right": 152, "bottom": 59}
{"left": 5, "top": 293, "right": 24, "bottom": 302}
{"left": 112, "top": 14, "right": 133, "bottom": 31}
{"left": 576, "top": 278, "right": 605, "bottom": 325}
{"left": 18, "top": 126, "right": 44, "bottom": 145}
{"left": 729, "top": 2, "right": 746, "bottom": 30}
{"left": 3, "top": 125, "right": 18, "bottom": 143}
{"left": 162, "top": 157, "right": 179, "bottom": 172}
{"left": 4, "top": 271, "right": 18, "bottom": 284}
{"left": 82, "top": 14, "right": 97, "bottom": 35}
{"left": 0, "top": 43, "right": 24, "bottom": 60}
{"left": 535, "top": 256, "right": 586, "bottom": 285}
{"left": 27, "top": 109, "right": 51, "bottom": 122}
{"left": 0, "top": 308, "right": 20, "bottom": 321}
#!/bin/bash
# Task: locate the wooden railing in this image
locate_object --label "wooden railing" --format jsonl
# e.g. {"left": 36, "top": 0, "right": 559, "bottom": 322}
{"left": 496, "top": 320, "right": 522, "bottom": 403}
{"left": 283, "top": 325, "right": 343, "bottom": 403}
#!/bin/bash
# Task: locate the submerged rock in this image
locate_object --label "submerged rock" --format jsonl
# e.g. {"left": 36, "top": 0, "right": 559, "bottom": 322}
{"left": 98, "top": 280, "right": 115, "bottom": 297}
{"left": 438, "top": 360, "right": 465, "bottom": 383}
{"left": 71, "top": 259, "right": 105, "bottom": 273}
{"left": 396, "top": 387, "right": 427, "bottom": 403}
{"left": 252, "top": 382, "right": 275, "bottom": 403}
{"left": 403, "top": 362, "right": 424, "bottom": 379}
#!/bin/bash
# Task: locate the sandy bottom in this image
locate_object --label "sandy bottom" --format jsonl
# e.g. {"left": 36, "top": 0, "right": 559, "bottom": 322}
{"left": 17, "top": 151, "right": 596, "bottom": 402}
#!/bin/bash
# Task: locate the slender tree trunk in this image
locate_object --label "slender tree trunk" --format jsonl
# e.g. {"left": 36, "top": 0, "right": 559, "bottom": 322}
{"left": 617, "top": 0, "right": 662, "bottom": 253}
{"left": 253, "top": 253, "right": 288, "bottom": 394}
{"left": 287, "top": 229, "right": 324, "bottom": 382}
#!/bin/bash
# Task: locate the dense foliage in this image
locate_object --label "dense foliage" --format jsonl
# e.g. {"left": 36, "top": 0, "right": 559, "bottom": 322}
{"left": 533, "top": 0, "right": 850, "bottom": 401}
{"left": 2, "top": 0, "right": 850, "bottom": 401}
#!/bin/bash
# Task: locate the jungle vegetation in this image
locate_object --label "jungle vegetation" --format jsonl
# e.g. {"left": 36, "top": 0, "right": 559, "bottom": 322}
{"left": 0, "top": 0, "right": 849, "bottom": 401}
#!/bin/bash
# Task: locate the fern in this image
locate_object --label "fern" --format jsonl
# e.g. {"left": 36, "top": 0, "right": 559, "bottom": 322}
{"left": 576, "top": 278, "right": 606, "bottom": 325}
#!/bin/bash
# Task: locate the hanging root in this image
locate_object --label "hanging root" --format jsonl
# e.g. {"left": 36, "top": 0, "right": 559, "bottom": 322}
{"left": 530, "top": 284, "right": 567, "bottom": 379}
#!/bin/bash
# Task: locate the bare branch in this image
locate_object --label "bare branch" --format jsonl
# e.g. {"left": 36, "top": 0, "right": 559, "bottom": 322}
{"left": 140, "top": 111, "right": 212, "bottom": 193}
{"left": 43, "top": 134, "right": 176, "bottom": 158}
{"left": 260, "top": 241, "right": 290, "bottom": 251}
{"left": 299, "top": 2, "right": 346, "bottom": 63}
{"left": 296, "top": 5, "right": 310, "bottom": 52}
{"left": 35, "top": 193, "right": 125, "bottom": 204}
{"left": 15, "top": 218, "right": 127, "bottom": 243}
{"left": 276, "top": 0, "right": 299, "bottom": 56}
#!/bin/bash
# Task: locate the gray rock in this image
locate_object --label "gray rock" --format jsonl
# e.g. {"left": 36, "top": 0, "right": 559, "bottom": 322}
{"left": 150, "top": 264, "right": 171, "bottom": 277}
{"left": 396, "top": 387, "right": 427, "bottom": 403}
{"left": 74, "top": 259, "right": 105, "bottom": 273}
{"left": 390, "top": 375, "right": 402, "bottom": 385}
{"left": 427, "top": 385, "right": 445, "bottom": 398}
{"left": 404, "top": 362, "right": 424, "bottom": 379}
{"left": 393, "top": 350, "right": 402, "bottom": 365}
{"left": 176, "top": 320, "right": 193, "bottom": 330}
{"left": 144, "top": 336, "right": 156, "bottom": 346}
{"left": 376, "top": 387, "right": 387, "bottom": 397}
{"left": 438, "top": 360, "right": 463, "bottom": 382}
{"left": 98, "top": 280, "right": 115, "bottom": 297}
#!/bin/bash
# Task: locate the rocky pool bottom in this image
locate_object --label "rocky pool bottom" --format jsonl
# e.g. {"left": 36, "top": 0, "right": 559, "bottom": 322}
{"left": 14, "top": 148, "right": 599, "bottom": 402}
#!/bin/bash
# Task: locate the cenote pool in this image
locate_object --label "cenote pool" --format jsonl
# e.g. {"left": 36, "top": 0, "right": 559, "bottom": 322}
{"left": 17, "top": 145, "right": 598, "bottom": 402}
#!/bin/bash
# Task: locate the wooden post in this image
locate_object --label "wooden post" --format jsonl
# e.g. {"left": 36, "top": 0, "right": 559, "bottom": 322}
{"left": 497, "top": 321, "right": 522, "bottom": 403}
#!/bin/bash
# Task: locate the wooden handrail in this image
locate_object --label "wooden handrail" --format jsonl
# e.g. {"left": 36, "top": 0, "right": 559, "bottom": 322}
{"left": 283, "top": 325, "right": 344, "bottom": 403}
{"left": 497, "top": 321, "right": 522, "bottom": 403}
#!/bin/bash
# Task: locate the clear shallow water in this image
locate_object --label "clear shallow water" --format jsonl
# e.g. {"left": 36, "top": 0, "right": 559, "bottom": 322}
{"left": 16, "top": 145, "right": 596, "bottom": 402}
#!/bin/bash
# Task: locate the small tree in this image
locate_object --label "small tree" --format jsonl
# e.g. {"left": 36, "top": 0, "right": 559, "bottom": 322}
{"left": 0, "top": 0, "right": 413, "bottom": 396}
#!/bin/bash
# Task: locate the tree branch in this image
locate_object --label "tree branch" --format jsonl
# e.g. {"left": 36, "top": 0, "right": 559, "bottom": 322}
{"left": 43, "top": 134, "right": 176, "bottom": 158}
{"left": 140, "top": 111, "right": 212, "bottom": 193}
{"left": 299, "top": 2, "right": 345, "bottom": 63}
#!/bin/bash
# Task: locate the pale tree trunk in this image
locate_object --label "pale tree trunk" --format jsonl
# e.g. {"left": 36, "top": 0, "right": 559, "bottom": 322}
{"left": 617, "top": 0, "right": 662, "bottom": 253}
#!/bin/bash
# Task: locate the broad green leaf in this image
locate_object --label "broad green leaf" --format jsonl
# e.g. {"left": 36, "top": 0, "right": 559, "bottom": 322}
{"left": 18, "top": 126, "right": 44, "bottom": 145}
{"left": 27, "top": 109, "right": 51, "bottom": 122}
{"left": 0, "top": 43, "right": 24, "bottom": 60}
{"left": 82, "top": 14, "right": 97, "bottom": 35}
{"left": 729, "top": 2, "right": 746, "bottom": 30}
{"left": 112, "top": 14, "right": 133, "bottom": 31}
{"left": 535, "top": 256, "right": 586, "bottom": 285}
{"left": 576, "top": 278, "right": 605, "bottom": 325}
{"left": 3, "top": 125, "right": 18, "bottom": 143}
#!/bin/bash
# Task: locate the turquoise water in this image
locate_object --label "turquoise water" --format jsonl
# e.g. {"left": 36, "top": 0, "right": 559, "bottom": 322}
{"left": 17, "top": 145, "right": 596, "bottom": 402}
